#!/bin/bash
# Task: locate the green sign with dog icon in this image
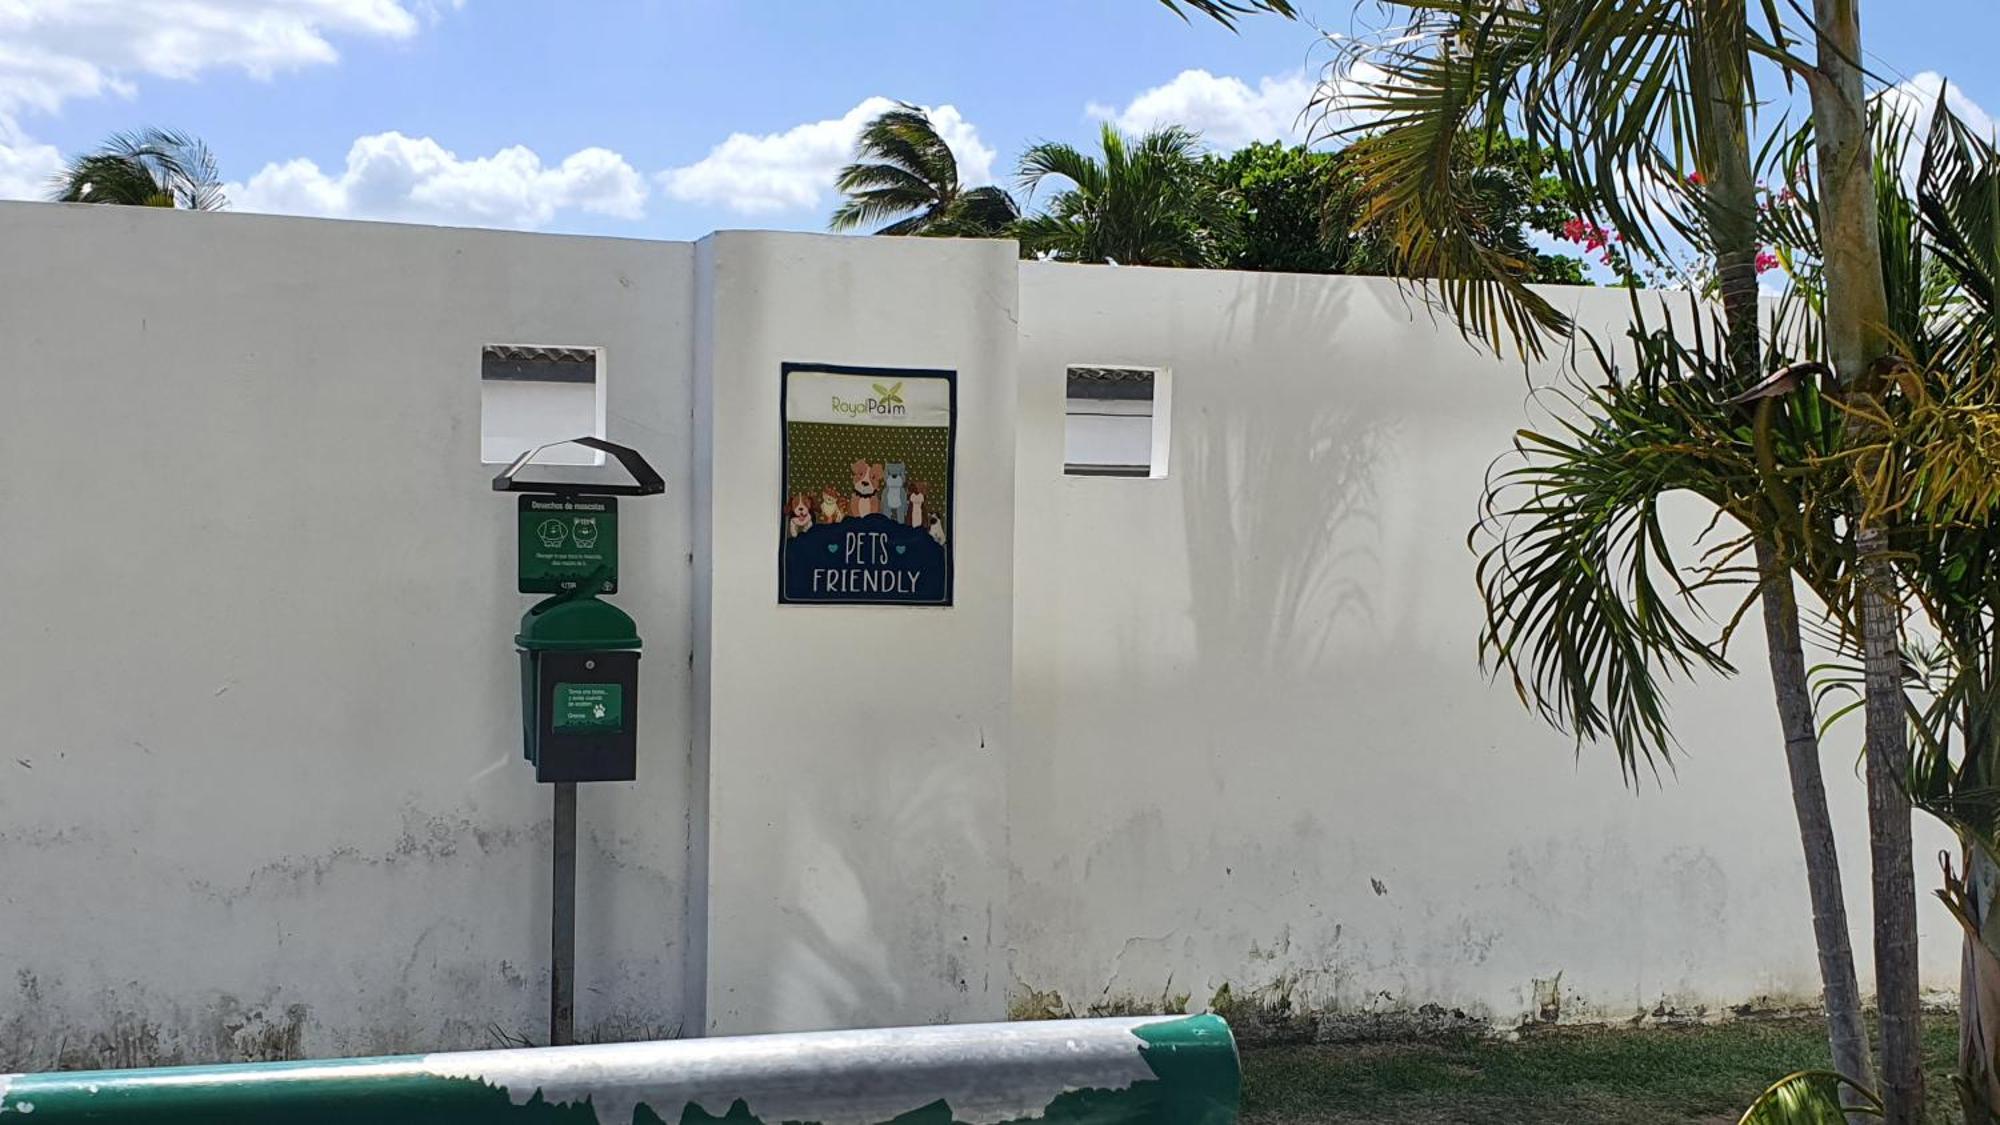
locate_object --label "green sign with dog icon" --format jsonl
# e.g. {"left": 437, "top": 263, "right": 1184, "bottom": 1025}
{"left": 518, "top": 495, "right": 618, "bottom": 594}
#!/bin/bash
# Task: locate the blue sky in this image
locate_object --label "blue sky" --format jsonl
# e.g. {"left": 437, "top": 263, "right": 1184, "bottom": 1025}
{"left": 1, "top": 1, "right": 1994, "bottom": 241}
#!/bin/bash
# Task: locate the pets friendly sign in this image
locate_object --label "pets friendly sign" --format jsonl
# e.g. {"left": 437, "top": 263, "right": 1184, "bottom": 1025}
{"left": 780, "top": 364, "right": 955, "bottom": 606}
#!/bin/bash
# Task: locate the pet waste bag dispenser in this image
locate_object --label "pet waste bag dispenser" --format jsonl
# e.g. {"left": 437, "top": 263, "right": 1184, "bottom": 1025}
{"left": 517, "top": 578, "right": 641, "bottom": 782}
{"left": 496, "top": 436, "right": 665, "bottom": 783}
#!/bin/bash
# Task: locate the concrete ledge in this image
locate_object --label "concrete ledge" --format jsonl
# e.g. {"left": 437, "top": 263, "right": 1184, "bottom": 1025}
{"left": 0, "top": 1014, "right": 1240, "bottom": 1124}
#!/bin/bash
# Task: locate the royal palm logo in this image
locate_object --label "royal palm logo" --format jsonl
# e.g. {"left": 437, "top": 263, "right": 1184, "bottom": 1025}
{"left": 831, "top": 380, "right": 907, "bottom": 418}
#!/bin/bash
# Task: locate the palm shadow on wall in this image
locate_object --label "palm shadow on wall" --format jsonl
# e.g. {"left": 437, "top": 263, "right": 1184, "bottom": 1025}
{"left": 1177, "top": 275, "right": 1394, "bottom": 684}
{"left": 1049, "top": 274, "right": 1400, "bottom": 1013}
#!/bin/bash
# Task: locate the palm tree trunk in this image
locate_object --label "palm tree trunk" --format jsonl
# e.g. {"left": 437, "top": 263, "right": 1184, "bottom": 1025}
{"left": 1858, "top": 527, "right": 1925, "bottom": 1125}
{"left": 1697, "top": 15, "right": 1877, "bottom": 1103}
{"left": 1758, "top": 539, "right": 1880, "bottom": 1100}
{"left": 1959, "top": 843, "right": 2000, "bottom": 1122}
{"left": 1809, "top": 2, "right": 1921, "bottom": 1119}
{"left": 1951, "top": 652, "right": 2000, "bottom": 1125}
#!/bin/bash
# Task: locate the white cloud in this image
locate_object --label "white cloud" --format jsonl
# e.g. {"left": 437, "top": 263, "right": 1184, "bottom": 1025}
{"left": 1087, "top": 65, "right": 1390, "bottom": 150}
{"left": 1881, "top": 71, "right": 1997, "bottom": 149}
{"left": 0, "top": 0, "right": 457, "bottom": 207}
{"left": 660, "top": 96, "right": 998, "bottom": 215}
{"left": 0, "top": 124, "right": 62, "bottom": 201}
{"left": 226, "top": 132, "right": 648, "bottom": 229}
{"left": 1089, "top": 69, "right": 1314, "bottom": 147}
{"left": 0, "top": 1, "right": 439, "bottom": 119}
{"left": 1867, "top": 72, "right": 1998, "bottom": 193}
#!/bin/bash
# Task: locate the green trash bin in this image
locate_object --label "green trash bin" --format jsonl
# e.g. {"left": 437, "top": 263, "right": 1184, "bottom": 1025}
{"left": 517, "top": 582, "right": 642, "bottom": 783}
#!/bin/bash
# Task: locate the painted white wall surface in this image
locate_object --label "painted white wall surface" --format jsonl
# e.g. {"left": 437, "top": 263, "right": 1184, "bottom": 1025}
{"left": 1010, "top": 261, "right": 1959, "bottom": 1025}
{"left": 0, "top": 202, "right": 695, "bottom": 1067}
{"left": 480, "top": 376, "right": 603, "bottom": 466}
{"left": 690, "top": 231, "right": 1019, "bottom": 1036}
{"left": 0, "top": 205, "right": 1965, "bottom": 1065}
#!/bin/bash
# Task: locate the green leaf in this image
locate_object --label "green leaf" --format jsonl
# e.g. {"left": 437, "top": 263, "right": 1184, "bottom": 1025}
{"left": 1153, "top": 0, "right": 1295, "bottom": 29}
{"left": 49, "top": 127, "right": 225, "bottom": 210}
{"left": 1736, "top": 1070, "right": 1880, "bottom": 1123}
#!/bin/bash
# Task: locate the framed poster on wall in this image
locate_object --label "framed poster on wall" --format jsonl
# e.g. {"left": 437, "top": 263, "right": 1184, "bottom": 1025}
{"left": 780, "top": 363, "right": 955, "bottom": 606}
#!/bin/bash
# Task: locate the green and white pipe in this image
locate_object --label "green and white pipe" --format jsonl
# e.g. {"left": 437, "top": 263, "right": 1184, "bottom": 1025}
{"left": 0, "top": 1014, "right": 1238, "bottom": 1124}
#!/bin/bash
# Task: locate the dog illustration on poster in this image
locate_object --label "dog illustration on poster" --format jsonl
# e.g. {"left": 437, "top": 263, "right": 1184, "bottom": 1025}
{"left": 817, "top": 486, "right": 846, "bottom": 524}
{"left": 849, "top": 460, "right": 884, "bottom": 517}
{"left": 781, "top": 365, "right": 955, "bottom": 606}
{"left": 786, "top": 493, "right": 814, "bottom": 538}
{"left": 883, "top": 462, "right": 909, "bottom": 524}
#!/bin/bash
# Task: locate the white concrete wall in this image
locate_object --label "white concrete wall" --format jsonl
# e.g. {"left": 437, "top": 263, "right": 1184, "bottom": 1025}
{"left": 690, "top": 231, "right": 1019, "bottom": 1035}
{"left": 0, "top": 202, "right": 695, "bottom": 1067}
{"left": 1010, "top": 261, "right": 1960, "bottom": 1025}
{"left": 0, "top": 206, "right": 1965, "bottom": 1063}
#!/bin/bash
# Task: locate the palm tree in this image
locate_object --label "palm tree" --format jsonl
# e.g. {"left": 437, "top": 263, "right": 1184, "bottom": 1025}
{"left": 1167, "top": 1, "right": 1929, "bottom": 1118}
{"left": 1536, "top": 98, "right": 2000, "bottom": 1120}
{"left": 1014, "top": 123, "right": 1237, "bottom": 267}
{"left": 1856, "top": 101, "right": 2000, "bottom": 1123}
{"left": 829, "top": 104, "right": 1018, "bottom": 237}
{"left": 1797, "top": 9, "right": 1926, "bottom": 1116}
{"left": 1333, "top": 2, "right": 1894, "bottom": 1110}
{"left": 49, "top": 129, "right": 224, "bottom": 211}
{"left": 1474, "top": 95, "right": 2000, "bottom": 1125}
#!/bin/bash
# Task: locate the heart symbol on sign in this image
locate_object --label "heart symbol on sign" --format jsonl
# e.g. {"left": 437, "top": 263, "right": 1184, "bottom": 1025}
{"left": 827, "top": 543, "right": 839, "bottom": 554}
{"left": 895, "top": 544, "right": 907, "bottom": 555}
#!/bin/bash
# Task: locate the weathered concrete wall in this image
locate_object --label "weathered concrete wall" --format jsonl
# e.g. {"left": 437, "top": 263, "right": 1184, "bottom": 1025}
{"left": 0, "top": 202, "right": 696, "bottom": 1067}
{"left": 0, "top": 207, "right": 1966, "bottom": 1063}
{"left": 1009, "top": 262, "right": 1960, "bottom": 1029}
{"left": 689, "top": 231, "right": 1018, "bottom": 1035}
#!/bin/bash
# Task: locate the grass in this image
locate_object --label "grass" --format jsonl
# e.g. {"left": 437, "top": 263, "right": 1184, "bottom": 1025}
{"left": 1241, "top": 1013, "right": 1960, "bottom": 1124}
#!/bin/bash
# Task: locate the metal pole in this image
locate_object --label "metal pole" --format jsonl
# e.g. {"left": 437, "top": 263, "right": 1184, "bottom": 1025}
{"left": 551, "top": 780, "right": 576, "bottom": 1047}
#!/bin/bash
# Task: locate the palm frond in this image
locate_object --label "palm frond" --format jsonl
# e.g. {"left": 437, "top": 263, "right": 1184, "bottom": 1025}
{"left": 833, "top": 162, "right": 936, "bottom": 197}
{"left": 1018, "top": 138, "right": 1107, "bottom": 201}
{"left": 1016, "top": 123, "right": 1233, "bottom": 267}
{"left": 50, "top": 127, "right": 226, "bottom": 210}
{"left": 1154, "top": 0, "right": 1295, "bottom": 29}
{"left": 1325, "top": 0, "right": 1800, "bottom": 356}
{"left": 831, "top": 189, "right": 942, "bottom": 235}
{"left": 925, "top": 186, "right": 1020, "bottom": 238}
{"left": 829, "top": 102, "right": 1002, "bottom": 236}
{"left": 50, "top": 154, "right": 168, "bottom": 206}
{"left": 1736, "top": 1070, "right": 1881, "bottom": 1123}
{"left": 1474, "top": 284, "right": 1861, "bottom": 781}
{"left": 1476, "top": 348, "right": 1734, "bottom": 776}
{"left": 1915, "top": 84, "right": 2000, "bottom": 370}
{"left": 851, "top": 106, "right": 959, "bottom": 192}
{"left": 1326, "top": 9, "right": 1567, "bottom": 355}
